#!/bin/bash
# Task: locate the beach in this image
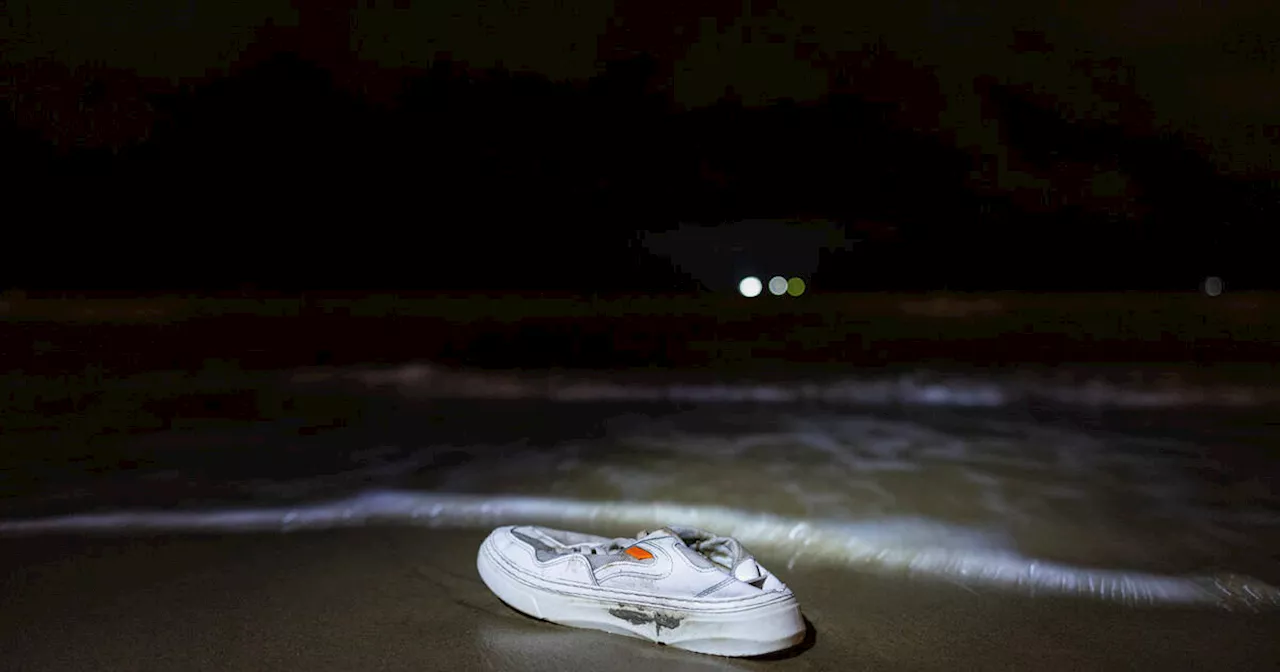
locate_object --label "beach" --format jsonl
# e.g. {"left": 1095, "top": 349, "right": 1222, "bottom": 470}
{"left": 3, "top": 293, "right": 1279, "bottom": 670}
{"left": 3, "top": 528, "right": 1278, "bottom": 671}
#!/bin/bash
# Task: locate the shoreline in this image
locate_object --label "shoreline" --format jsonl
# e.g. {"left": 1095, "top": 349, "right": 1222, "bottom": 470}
{"left": 4, "top": 291, "right": 1280, "bottom": 376}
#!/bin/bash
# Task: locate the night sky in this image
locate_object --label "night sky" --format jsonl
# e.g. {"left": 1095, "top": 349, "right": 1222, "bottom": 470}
{"left": 3, "top": 0, "right": 1278, "bottom": 291}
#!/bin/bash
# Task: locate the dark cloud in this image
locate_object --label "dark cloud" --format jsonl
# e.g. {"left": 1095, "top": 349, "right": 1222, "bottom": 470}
{"left": 7, "top": 1, "right": 1278, "bottom": 174}
{"left": 4, "top": 1, "right": 1277, "bottom": 290}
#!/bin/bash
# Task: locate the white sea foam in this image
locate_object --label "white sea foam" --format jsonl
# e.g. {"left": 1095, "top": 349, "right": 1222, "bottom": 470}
{"left": 2, "top": 490, "right": 1275, "bottom": 611}
{"left": 301, "top": 364, "right": 1274, "bottom": 409}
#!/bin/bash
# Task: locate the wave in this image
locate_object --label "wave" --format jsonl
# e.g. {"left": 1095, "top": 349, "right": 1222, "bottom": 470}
{"left": 290, "top": 363, "right": 1277, "bottom": 409}
{"left": 2, "top": 490, "right": 1276, "bottom": 611}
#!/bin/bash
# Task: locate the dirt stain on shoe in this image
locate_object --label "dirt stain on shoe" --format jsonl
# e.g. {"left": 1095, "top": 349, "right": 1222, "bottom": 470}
{"left": 609, "top": 607, "right": 683, "bottom": 634}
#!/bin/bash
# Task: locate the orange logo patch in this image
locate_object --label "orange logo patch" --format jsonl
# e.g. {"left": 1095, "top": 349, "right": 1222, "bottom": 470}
{"left": 624, "top": 546, "right": 654, "bottom": 560}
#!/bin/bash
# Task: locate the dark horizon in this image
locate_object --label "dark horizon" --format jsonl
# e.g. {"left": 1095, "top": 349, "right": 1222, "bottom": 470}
{"left": 4, "top": 1, "right": 1278, "bottom": 292}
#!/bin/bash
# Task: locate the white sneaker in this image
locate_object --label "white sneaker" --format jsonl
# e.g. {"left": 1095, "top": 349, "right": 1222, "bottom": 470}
{"left": 476, "top": 524, "right": 806, "bottom": 657}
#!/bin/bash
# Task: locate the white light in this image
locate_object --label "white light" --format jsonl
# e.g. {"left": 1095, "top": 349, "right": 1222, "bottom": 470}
{"left": 768, "top": 276, "right": 788, "bottom": 296}
{"left": 738, "top": 276, "right": 763, "bottom": 297}
{"left": 1204, "top": 276, "right": 1223, "bottom": 297}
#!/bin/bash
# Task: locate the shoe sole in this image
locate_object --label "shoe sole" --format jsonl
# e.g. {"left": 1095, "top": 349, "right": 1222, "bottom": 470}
{"left": 476, "top": 534, "right": 807, "bottom": 657}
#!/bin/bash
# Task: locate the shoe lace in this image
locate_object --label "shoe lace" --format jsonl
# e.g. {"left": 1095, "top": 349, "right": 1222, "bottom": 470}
{"left": 559, "top": 527, "right": 674, "bottom": 556}
{"left": 560, "top": 528, "right": 738, "bottom": 564}
{"left": 557, "top": 528, "right": 768, "bottom": 586}
{"left": 561, "top": 536, "right": 639, "bottom": 556}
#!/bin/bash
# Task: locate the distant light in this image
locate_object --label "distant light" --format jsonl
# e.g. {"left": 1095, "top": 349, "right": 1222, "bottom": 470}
{"left": 786, "top": 277, "right": 807, "bottom": 297}
{"left": 738, "top": 276, "right": 763, "bottom": 297}
{"left": 1204, "top": 276, "right": 1223, "bottom": 297}
{"left": 768, "top": 276, "right": 788, "bottom": 296}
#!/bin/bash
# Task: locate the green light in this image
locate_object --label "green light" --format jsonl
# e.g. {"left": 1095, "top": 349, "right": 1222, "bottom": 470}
{"left": 786, "top": 277, "right": 806, "bottom": 297}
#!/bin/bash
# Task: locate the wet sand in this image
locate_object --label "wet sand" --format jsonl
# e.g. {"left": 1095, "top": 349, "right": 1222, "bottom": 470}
{"left": 3, "top": 528, "right": 1277, "bottom": 672}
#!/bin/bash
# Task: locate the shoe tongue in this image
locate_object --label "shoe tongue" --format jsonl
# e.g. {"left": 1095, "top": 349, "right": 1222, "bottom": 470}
{"left": 637, "top": 527, "right": 680, "bottom": 542}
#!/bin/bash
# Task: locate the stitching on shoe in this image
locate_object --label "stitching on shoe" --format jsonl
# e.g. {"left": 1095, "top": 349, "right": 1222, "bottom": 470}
{"left": 694, "top": 577, "right": 738, "bottom": 598}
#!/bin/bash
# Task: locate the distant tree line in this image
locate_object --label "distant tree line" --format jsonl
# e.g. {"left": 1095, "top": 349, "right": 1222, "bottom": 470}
{"left": 3, "top": 38, "right": 1275, "bottom": 291}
